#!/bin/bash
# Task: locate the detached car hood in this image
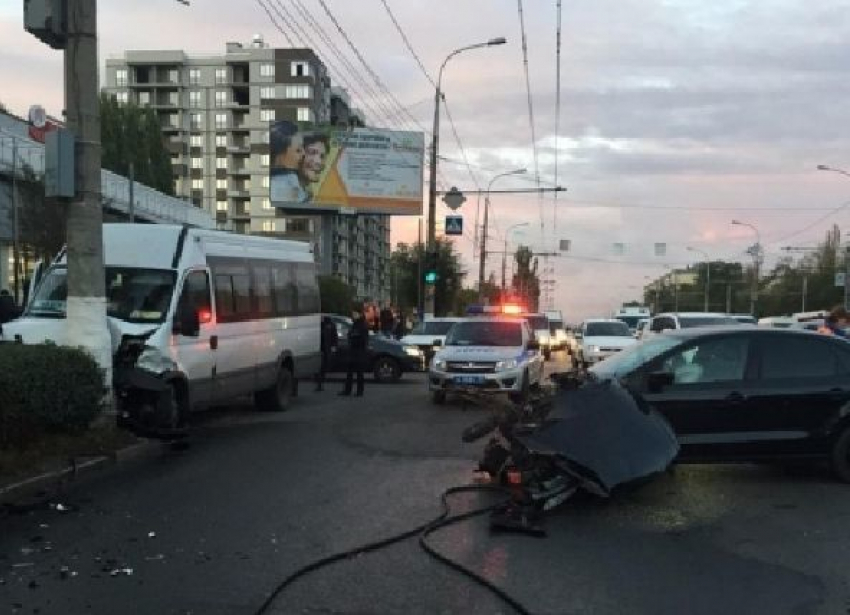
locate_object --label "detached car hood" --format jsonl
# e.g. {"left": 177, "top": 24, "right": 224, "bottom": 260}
{"left": 517, "top": 381, "right": 679, "bottom": 495}
{"left": 436, "top": 345, "right": 525, "bottom": 363}
{"left": 583, "top": 336, "right": 636, "bottom": 349}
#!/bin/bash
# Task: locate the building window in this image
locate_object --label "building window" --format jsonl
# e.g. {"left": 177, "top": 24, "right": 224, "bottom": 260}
{"left": 216, "top": 178, "right": 227, "bottom": 190}
{"left": 168, "top": 69, "right": 178, "bottom": 83}
{"left": 191, "top": 178, "right": 204, "bottom": 190}
{"left": 260, "top": 154, "right": 270, "bottom": 167}
{"left": 215, "top": 68, "right": 227, "bottom": 85}
{"left": 216, "top": 200, "right": 228, "bottom": 211}
{"left": 190, "top": 134, "right": 203, "bottom": 148}
{"left": 189, "top": 91, "right": 201, "bottom": 108}
{"left": 138, "top": 91, "right": 151, "bottom": 105}
{"left": 191, "top": 157, "right": 203, "bottom": 169}
{"left": 287, "top": 218, "right": 310, "bottom": 233}
{"left": 296, "top": 107, "right": 311, "bottom": 123}
{"left": 260, "top": 86, "right": 276, "bottom": 100}
{"left": 291, "top": 61, "right": 310, "bottom": 77}
{"left": 259, "top": 131, "right": 270, "bottom": 144}
{"left": 215, "top": 134, "right": 228, "bottom": 148}
{"left": 262, "top": 221, "right": 276, "bottom": 232}
{"left": 261, "top": 198, "right": 271, "bottom": 210}
{"left": 215, "top": 113, "right": 227, "bottom": 129}
{"left": 262, "top": 176, "right": 270, "bottom": 189}
{"left": 189, "top": 112, "right": 202, "bottom": 130}
{"left": 189, "top": 68, "right": 201, "bottom": 85}
{"left": 168, "top": 113, "right": 180, "bottom": 128}
{"left": 168, "top": 91, "right": 179, "bottom": 106}
{"left": 116, "top": 91, "right": 129, "bottom": 104}
{"left": 216, "top": 156, "right": 227, "bottom": 169}
{"left": 260, "top": 63, "right": 275, "bottom": 78}
{"left": 260, "top": 109, "right": 275, "bottom": 122}
{"left": 215, "top": 90, "right": 227, "bottom": 107}
{"left": 284, "top": 85, "right": 311, "bottom": 99}
{"left": 115, "top": 68, "right": 128, "bottom": 86}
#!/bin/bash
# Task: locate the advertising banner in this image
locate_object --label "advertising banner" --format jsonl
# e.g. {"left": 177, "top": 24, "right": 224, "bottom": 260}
{"left": 269, "top": 121, "right": 424, "bottom": 215}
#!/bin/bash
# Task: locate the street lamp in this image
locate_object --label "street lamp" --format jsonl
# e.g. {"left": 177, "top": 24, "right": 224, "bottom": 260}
{"left": 731, "top": 219, "right": 761, "bottom": 315}
{"left": 479, "top": 168, "right": 526, "bottom": 296}
{"left": 502, "top": 222, "right": 529, "bottom": 293}
{"left": 687, "top": 247, "right": 710, "bottom": 312}
{"left": 425, "top": 36, "right": 506, "bottom": 316}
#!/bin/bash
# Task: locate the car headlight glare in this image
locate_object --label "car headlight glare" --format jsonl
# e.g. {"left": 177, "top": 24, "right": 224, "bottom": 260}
{"left": 404, "top": 346, "right": 422, "bottom": 357}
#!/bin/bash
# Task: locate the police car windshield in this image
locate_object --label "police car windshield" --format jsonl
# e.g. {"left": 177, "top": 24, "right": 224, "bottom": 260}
{"left": 446, "top": 321, "right": 522, "bottom": 347}
{"left": 411, "top": 321, "right": 455, "bottom": 335}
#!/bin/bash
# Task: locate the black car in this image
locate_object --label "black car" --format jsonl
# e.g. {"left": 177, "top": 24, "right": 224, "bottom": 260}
{"left": 326, "top": 314, "right": 424, "bottom": 383}
{"left": 589, "top": 327, "right": 850, "bottom": 481}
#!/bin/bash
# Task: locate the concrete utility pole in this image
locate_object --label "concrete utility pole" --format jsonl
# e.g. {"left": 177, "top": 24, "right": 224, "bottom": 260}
{"left": 11, "top": 139, "right": 20, "bottom": 304}
{"left": 64, "top": 0, "right": 111, "bottom": 383}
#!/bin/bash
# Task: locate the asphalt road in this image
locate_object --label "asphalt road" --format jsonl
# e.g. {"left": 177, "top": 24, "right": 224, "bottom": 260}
{"left": 2, "top": 353, "right": 850, "bottom": 615}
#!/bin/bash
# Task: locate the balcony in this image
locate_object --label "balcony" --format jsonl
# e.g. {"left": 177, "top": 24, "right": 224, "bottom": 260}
{"left": 228, "top": 165, "right": 251, "bottom": 177}
{"left": 227, "top": 189, "right": 250, "bottom": 199}
{"left": 231, "top": 204, "right": 250, "bottom": 219}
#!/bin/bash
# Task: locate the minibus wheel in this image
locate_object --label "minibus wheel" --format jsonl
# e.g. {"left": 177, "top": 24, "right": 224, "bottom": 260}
{"left": 255, "top": 364, "right": 294, "bottom": 412}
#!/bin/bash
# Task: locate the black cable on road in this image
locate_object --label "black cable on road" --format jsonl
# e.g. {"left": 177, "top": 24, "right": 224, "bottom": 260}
{"left": 253, "top": 484, "right": 532, "bottom": 615}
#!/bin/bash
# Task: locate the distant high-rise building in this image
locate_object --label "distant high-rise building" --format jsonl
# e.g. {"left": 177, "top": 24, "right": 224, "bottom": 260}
{"left": 104, "top": 37, "right": 389, "bottom": 303}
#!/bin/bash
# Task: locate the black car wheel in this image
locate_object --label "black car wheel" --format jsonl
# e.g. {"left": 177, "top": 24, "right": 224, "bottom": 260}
{"left": 373, "top": 356, "right": 402, "bottom": 383}
{"left": 830, "top": 426, "right": 850, "bottom": 483}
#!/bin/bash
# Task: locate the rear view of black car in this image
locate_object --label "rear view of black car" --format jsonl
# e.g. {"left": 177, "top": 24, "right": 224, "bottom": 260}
{"left": 589, "top": 327, "right": 850, "bottom": 481}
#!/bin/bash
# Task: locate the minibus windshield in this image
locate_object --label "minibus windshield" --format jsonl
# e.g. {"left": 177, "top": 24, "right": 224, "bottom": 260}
{"left": 27, "top": 267, "right": 177, "bottom": 324}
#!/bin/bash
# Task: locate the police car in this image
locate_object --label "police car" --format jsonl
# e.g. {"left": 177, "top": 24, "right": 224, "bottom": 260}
{"left": 428, "top": 316, "right": 545, "bottom": 404}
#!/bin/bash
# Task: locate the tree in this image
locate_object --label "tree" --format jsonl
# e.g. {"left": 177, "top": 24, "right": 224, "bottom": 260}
{"left": 319, "top": 275, "right": 354, "bottom": 316}
{"left": 17, "top": 165, "right": 67, "bottom": 262}
{"left": 99, "top": 93, "right": 174, "bottom": 195}
{"left": 511, "top": 246, "right": 540, "bottom": 311}
{"left": 389, "top": 238, "right": 465, "bottom": 316}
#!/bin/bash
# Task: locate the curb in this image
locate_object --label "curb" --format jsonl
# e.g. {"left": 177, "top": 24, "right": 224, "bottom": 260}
{"left": 0, "top": 440, "right": 158, "bottom": 506}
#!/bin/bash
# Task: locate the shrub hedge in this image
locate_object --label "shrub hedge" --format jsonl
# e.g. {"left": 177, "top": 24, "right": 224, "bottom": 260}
{"left": 0, "top": 343, "right": 104, "bottom": 448}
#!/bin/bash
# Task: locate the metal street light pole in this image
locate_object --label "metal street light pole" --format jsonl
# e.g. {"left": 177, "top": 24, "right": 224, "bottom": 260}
{"left": 480, "top": 168, "right": 526, "bottom": 297}
{"left": 687, "top": 247, "right": 710, "bottom": 312}
{"left": 502, "top": 222, "right": 529, "bottom": 293}
{"left": 426, "top": 37, "right": 505, "bottom": 316}
{"left": 732, "top": 219, "right": 761, "bottom": 315}
{"left": 817, "top": 165, "right": 850, "bottom": 309}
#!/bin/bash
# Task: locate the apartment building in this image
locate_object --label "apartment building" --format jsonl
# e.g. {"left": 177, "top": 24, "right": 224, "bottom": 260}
{"left": 104, "top": 36, "right": 389, "bottom": 303}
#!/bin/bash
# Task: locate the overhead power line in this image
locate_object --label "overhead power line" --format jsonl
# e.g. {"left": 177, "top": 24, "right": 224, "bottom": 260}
{"left": 516, "top": 0, "right": 542, "bottom": 233}
{"left": 254, "top": 0, "right": 294, "bottom": 46}
{"left": 553, "top": 0, "right": 562, "bottom": 232}
{"left": 377, "top": 0, "right": 435, "bottom": 87}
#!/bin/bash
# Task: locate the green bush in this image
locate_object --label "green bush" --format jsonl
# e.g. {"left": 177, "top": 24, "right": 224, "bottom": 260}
{"left": 0, "top": 343, "right": 105, "bottom": 449}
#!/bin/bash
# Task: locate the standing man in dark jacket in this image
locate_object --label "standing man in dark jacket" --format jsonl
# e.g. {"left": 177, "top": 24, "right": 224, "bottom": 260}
{"left": 0, "top": 289, "right": 19, "bottom": 324}
{"left": 316, "top": 316, "right": 339, "bottom": 391}
{"left": 340, "top": 304, "right": 369, "bottom": 396}
{"left": 380, "top": 304, "right": 395, "bottom": 337}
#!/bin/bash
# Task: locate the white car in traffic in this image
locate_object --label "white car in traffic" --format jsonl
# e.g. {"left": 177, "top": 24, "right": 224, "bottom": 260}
{"left": 578, "top": 319, "right": 636, "bottom": 366}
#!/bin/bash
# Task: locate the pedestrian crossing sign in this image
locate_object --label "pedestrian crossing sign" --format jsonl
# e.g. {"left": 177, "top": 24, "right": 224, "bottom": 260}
{"left": 445, "top": 215, "right": 463, "bottom": 236}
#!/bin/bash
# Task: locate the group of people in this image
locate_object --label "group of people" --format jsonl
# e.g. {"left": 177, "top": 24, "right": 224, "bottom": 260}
{"left": 314, "top": 301, "right": 409, "bottom": 397}
{"left": 819, "top": 305, "right": 850, "bottom": 337}
{"left": 269, "top": 121, "right": 329, "bottom": 205}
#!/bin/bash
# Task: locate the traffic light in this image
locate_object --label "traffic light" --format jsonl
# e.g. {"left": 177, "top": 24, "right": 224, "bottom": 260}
{"left": 424, "top": 251, "right": 438, "bottom": 284}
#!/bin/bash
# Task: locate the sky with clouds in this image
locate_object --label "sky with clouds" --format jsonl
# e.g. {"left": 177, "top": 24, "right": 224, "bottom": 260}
{"left": 3, "top": 0, "right": 850, "bottom": 319}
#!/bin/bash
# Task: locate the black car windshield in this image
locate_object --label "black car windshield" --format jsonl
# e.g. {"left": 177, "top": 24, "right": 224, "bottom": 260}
{"left": 590, "top": 335, "right": 682, "bottom": 379}
{"left": 446, "top": 321, "right": 522, "bottom": 347}
{"left": 526, "top": 316, "right": 548, "bottom": 330}
{"left": 27, "top": 266, "right": 176, "bottom": 324}
{"left": 586, "top": 322, "right": 631, "bottom": 337}
{"left": 549, "top": 321, "right": 563, "bottom": 334}
{"left": 411, "top": 321, "right": 456, "bottom": 335}
{"left": 679, "top": 316, "right": 737, "bottom": 328}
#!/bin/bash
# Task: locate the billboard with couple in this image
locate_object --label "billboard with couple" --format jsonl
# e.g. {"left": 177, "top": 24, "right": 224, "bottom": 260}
{"left": 269, "top": 121, "right": 424, "bottom": 215}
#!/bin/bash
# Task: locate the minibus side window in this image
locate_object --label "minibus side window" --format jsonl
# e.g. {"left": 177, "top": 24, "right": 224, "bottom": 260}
{"left": 175, "top": 271, "right": 212, "bottom": 330}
